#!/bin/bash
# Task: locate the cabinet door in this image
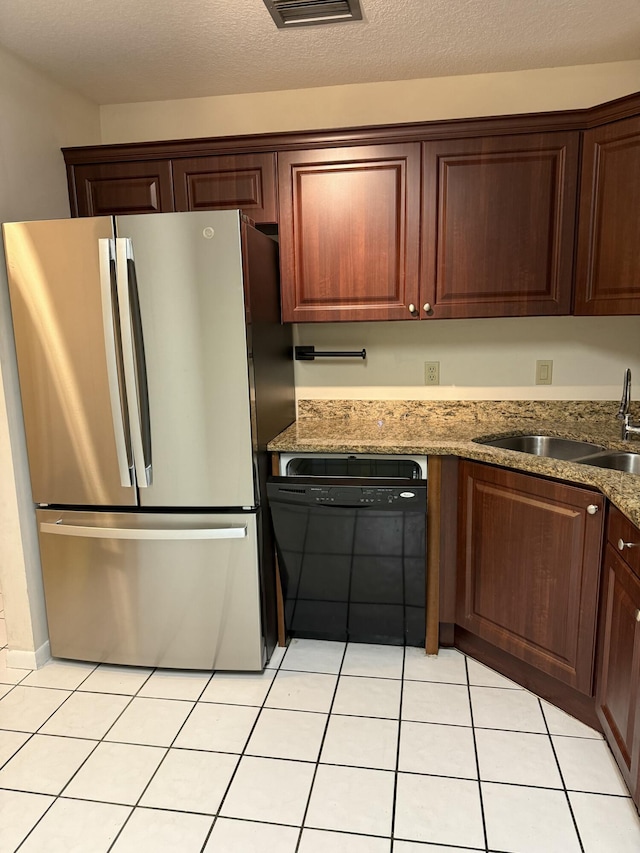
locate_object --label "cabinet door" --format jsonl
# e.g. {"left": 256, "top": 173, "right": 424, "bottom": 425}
{"left": 277, "top": 144, "right": 421, "bottom": 322}
{"left": 422, "top": 133, "right": 579, "bottom": 319}
{"left": 574, "top": 115, "right": 640, "bottom": 315}
{"left": 71, "top": 161, "right": 175, "bottom": 217}
{"left": 596, "top": 544, "right": 640, "bottom": 800}
{"left": 457, "top": 462, "right": 604, "bottom": 694}
{"left": 173, "top": 153, "right": 277, "bottom": 222}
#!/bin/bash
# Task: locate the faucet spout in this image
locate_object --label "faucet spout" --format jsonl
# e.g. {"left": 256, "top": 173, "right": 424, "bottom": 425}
{"left": 618, "top": 368, "right": 632, "bottom": 420}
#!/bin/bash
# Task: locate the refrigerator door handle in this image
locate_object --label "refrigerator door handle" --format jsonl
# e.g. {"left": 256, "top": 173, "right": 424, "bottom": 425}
{"left": 98, "top": 238, "right": 133, "bottom": 488}
{"left": 40, "top": 521, "right": 248, "bottom": 540}
{"left": 115, "top": 237, "right": 151, "bottom": 487}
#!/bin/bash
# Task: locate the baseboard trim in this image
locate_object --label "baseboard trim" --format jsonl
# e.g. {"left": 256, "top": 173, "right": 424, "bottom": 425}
{"left": 6, "top": 640, "right": 51, "bottom": 671}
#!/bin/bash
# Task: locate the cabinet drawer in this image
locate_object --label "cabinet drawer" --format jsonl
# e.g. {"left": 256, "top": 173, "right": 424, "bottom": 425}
{"left": 608, "top": 506, "right": 640, "bottom": 579}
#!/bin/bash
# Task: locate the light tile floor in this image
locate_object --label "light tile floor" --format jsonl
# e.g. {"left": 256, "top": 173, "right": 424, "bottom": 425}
{"left": 0, "top": 630, "right": 639, "bottom": 852}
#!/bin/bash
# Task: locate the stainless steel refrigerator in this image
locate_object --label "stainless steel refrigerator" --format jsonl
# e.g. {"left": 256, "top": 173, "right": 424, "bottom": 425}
{"left": 2, "top": 210, "right": 294, "bottom": 670}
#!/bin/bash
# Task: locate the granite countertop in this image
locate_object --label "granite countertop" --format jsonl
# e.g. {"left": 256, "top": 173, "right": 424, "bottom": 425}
{"left": 268, "top": 400, "right": 640, "bottom": 528}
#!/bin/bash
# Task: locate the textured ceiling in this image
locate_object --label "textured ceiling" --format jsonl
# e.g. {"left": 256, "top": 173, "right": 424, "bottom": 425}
{"left": 0, "top": 0, "right": 639, "bottom": 105}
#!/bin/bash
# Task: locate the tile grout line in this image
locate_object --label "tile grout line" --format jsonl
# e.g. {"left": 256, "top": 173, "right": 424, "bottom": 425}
{"left": 388, "top": 643, "right": 407, "bottom": 853}
{"left": 465, "top": 656, "right": 490, "bottom": 853}
{"left": 291, "top": 643, "right": 351, "bottom": 853}
{"left": 539, "top": 696, "right": 585, "bottom": 853}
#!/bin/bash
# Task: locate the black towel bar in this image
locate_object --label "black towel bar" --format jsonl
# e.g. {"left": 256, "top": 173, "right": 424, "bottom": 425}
{"left": 295, "top": 346, "right": 366, "bottom": 361}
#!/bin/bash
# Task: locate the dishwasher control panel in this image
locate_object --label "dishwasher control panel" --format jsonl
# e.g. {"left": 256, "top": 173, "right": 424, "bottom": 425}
{"left": 268, "top": 478, "right": 427, "bottom": 510}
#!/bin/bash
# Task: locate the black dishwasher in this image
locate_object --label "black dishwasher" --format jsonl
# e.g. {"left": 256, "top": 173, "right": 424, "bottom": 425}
{"left": 267, "top": 454, "right": 427, "bottom": 646}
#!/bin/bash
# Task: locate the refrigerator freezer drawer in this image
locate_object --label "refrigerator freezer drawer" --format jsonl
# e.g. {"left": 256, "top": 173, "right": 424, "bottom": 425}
{"left": 37, "top": 509, "right": 264, "bottom": 671}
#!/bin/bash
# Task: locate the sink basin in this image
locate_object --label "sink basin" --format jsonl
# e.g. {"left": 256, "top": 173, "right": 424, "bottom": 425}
{"left": 474, "top": 435, "right": 606, "bottom": 461}
{"left": 575, "top": 451, "right": 640, "bottom": 475}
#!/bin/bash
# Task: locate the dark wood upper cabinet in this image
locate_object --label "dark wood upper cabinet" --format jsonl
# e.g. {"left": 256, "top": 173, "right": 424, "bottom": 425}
{"left": 277, "top": 144, "right": 421, "bottom": 322}
{"left": 457, "top": 461, "right": 604, "bottom": 694}
{"left": 574, "top": 115, "right": 640, "bottom": 315}
{"left": 172, "top": 153, "right": 278, "bottom": 222}
{"left": 70, "top": 161, "right": 175, "bottom": 217}
{"left": 596, "top": 508, "right": 640, "bottom": 805}
{"left": 421, "top": 133, "right": 579, "bottom": 319}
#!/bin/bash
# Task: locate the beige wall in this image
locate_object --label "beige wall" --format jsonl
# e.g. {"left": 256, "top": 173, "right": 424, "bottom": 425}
{"left": 0, "top": 45, "right": 101, "bottom": 665}
{"left": 100, "top": 59, "right": 640, "bottom": 143}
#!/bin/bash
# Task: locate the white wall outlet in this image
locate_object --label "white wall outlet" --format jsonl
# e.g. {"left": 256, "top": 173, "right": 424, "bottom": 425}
{"left": 424, "top": 361, "right": 440, "bottom": 385}
{"left": 535, "top": 359, "right": 553, "bottom": 385}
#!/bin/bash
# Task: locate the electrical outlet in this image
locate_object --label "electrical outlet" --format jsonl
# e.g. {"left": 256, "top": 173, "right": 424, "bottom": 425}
{"left": 424, "top": 361, "right": 440, "bottom": 385}
{"left": 535, "top": 359, "right": 553, "bottom": 385}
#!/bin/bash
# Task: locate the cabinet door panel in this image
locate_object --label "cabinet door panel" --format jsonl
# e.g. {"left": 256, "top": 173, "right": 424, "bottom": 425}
{"left": 457, "top": 462, "right": 603, "bottom": 693}
{"left": 72, "top": 161, "right": 175, "bottom": 217}
{"left": 422, "top": 133, "right": 578, "bottom": 318}
{"left": 597, "top": 545, "right": 640, "bottom": 785}
{"left": 278, "top": 144, "right": 421, "bottom": 322}
{"left": 574, "top": 115, "right": 640, "bottom": 315}
{"left": 173, "top": 153, "right": 277, "bottom": 222}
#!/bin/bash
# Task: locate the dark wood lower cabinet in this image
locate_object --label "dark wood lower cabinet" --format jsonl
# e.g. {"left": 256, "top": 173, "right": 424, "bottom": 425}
{"left": 456, "top": 461, "right": 604, "bottom": 695}
{"left": 596, "top": 540, "right": 640, "bottom": 806}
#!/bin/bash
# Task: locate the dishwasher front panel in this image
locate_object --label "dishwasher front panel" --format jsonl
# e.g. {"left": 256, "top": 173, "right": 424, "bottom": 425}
{"left": 37, "top": 509, "right": 264, "bottom": 670}
{"left": 268, "top": 479, "right": 426, "bottom": 646}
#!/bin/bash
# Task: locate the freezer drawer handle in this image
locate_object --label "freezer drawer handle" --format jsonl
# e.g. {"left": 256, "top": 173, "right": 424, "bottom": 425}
{"left": 40, "top": 521, "right": 247, "bottom": 540}
{"left": 98, "top": 238, "right": 133, "bottom": 488}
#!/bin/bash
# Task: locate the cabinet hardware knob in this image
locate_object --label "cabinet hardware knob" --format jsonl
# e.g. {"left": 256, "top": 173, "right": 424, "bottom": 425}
{"left": 423, "top": 303, "right": 432, "bottom": 313}
{"left": 408, "top": 303, "right": 418, "bottom": 316}
{"left": 586, "top": 504, "right": 599, "bottom": 515}
{"left": 618, "top": 538, "right": 635, "bottom": 550}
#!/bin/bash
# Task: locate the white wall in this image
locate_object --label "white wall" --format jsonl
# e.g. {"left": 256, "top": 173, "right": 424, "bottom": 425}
{"left": 0, "top": 45, "right": 101, "bottom": 665}
{"left": 100, "top": 60, "right": 640, "bottom": 143}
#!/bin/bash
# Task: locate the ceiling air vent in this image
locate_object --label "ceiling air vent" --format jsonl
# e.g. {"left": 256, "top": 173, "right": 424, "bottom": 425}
{"left": 263, "top": 0, "right": 363, "bottom": 28}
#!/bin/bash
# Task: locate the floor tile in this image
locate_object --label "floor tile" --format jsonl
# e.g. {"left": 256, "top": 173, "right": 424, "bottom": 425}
{"left": 246, "top": 707, "right": 328, "bottom": 761}
{"left": 475, "top": 728, "right": 563, "bottom": 788}
{"left": 137, "top": 669, "right": 212, "bottom": 701}
{"left": 569, "top": 790, "right": 640, "bottom": 853}
{"left": 201, "top": 670, "right": 275, "bottom": 706}
{"left": 332, "top": 674, "right": 401, "bottom": 719}
{"left": 394, "top": 773, "right": 485, "bottom": 848}
{"left": 482, "top": 780, "right": 581, "bottom": 853}
{"left": 470, "top": 685, "right": 546, "bottom": 732}
{"left": 541, "top": 699, "right": 603, "bottom": 738}
{"left": 402, "top": 680, "right": 472, "bottom": 726}
{"left": 398, "top": 721, "right": 477, "bottom": 778}
{"left": 140, "top": 748, "right": 238, "bottom": 814}
{"left": 265, "top": 670, "right": 337, "bottom": 713}
{"left": 104, "top": 697, "right": 193, "bottom": 746}
{"left": 299, "top": 828, "right": 390, "bottom": 852}
{"left": 204, "top": 817, "right": 299, "bottom": 852}
{"left": 403, "top": 646, "right": 467, "bottom": 684}
{"left": 62, "top": 741, "right": 165, "bottom": 804}
{"left": 174, "top": 701, "right": 259, "bottom": 752}
{"left": 466, "top": 657, "right": 523, "bottom": 689}
{"left": 393, "top": 844, "right": 483, "bottom": 852}
{"left": 341, "top": 643, "right": 403, "bottom": 679}
{"left": 265, "top": 644, "right": 287, "bottom": 670}
{"left": 111, "top": 808, "right": 213, "bottom": 852}
{"left": 78, "top": 664, "right": 152, "bottom": 695}
{"left": 552, "top": 734, "right": 630, "bottom": 795}
{"left": 18, "top": 796, "right": 131, "bottom": 852}
{"left": 305, "top": 763, "right": 395, "bottom": 836}
{"left": 0, "top": 649, "right": 30, "bottom": 685}
{"left": 0, "top": 685, "right": 71, "bottom": 732}
{"left": 320, "top": 714, "right": 398, "bottom": 770}
{"left": 40, "top": 691, "right": 130, "bottom": 739}
{"left": 0, "top": 619, "right": 6, "bottom": 648}
{"left": 0, "top": 789, "right": 54, "bottom": 851}
{"left": 0, "top": 683, "right": 11, "bottom": 700}
{"left": 20, "top": 659, "right": 96, "bottom": 691}
{"left": 220, "top": 755, "right": 315, "bottom": 825}
{"left": 0, "top": 728, "right": 30, "bottom": 767}
{"left": 281, "top": 638, "right": 345, "bottom": 674}
{"left": 0, "top": 734, "right": 95, "bottom": 795}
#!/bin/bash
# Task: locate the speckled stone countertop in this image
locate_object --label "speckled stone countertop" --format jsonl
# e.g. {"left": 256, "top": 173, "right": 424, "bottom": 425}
{"left": 268, "top": 400, "right": 640, "bottom": 528}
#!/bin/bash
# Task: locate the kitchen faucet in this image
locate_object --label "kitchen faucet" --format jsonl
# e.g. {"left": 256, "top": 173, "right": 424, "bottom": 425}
{"left": 617, "top": 368, "right": 640, "bottom": 440}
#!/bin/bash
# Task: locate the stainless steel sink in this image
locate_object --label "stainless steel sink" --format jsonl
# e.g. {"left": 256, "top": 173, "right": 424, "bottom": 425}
{"left": 575, "top": 451, "right": 640, "bottom": 475}
{"left": 474, "top": 435, "right": 606, "bottom": 460}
